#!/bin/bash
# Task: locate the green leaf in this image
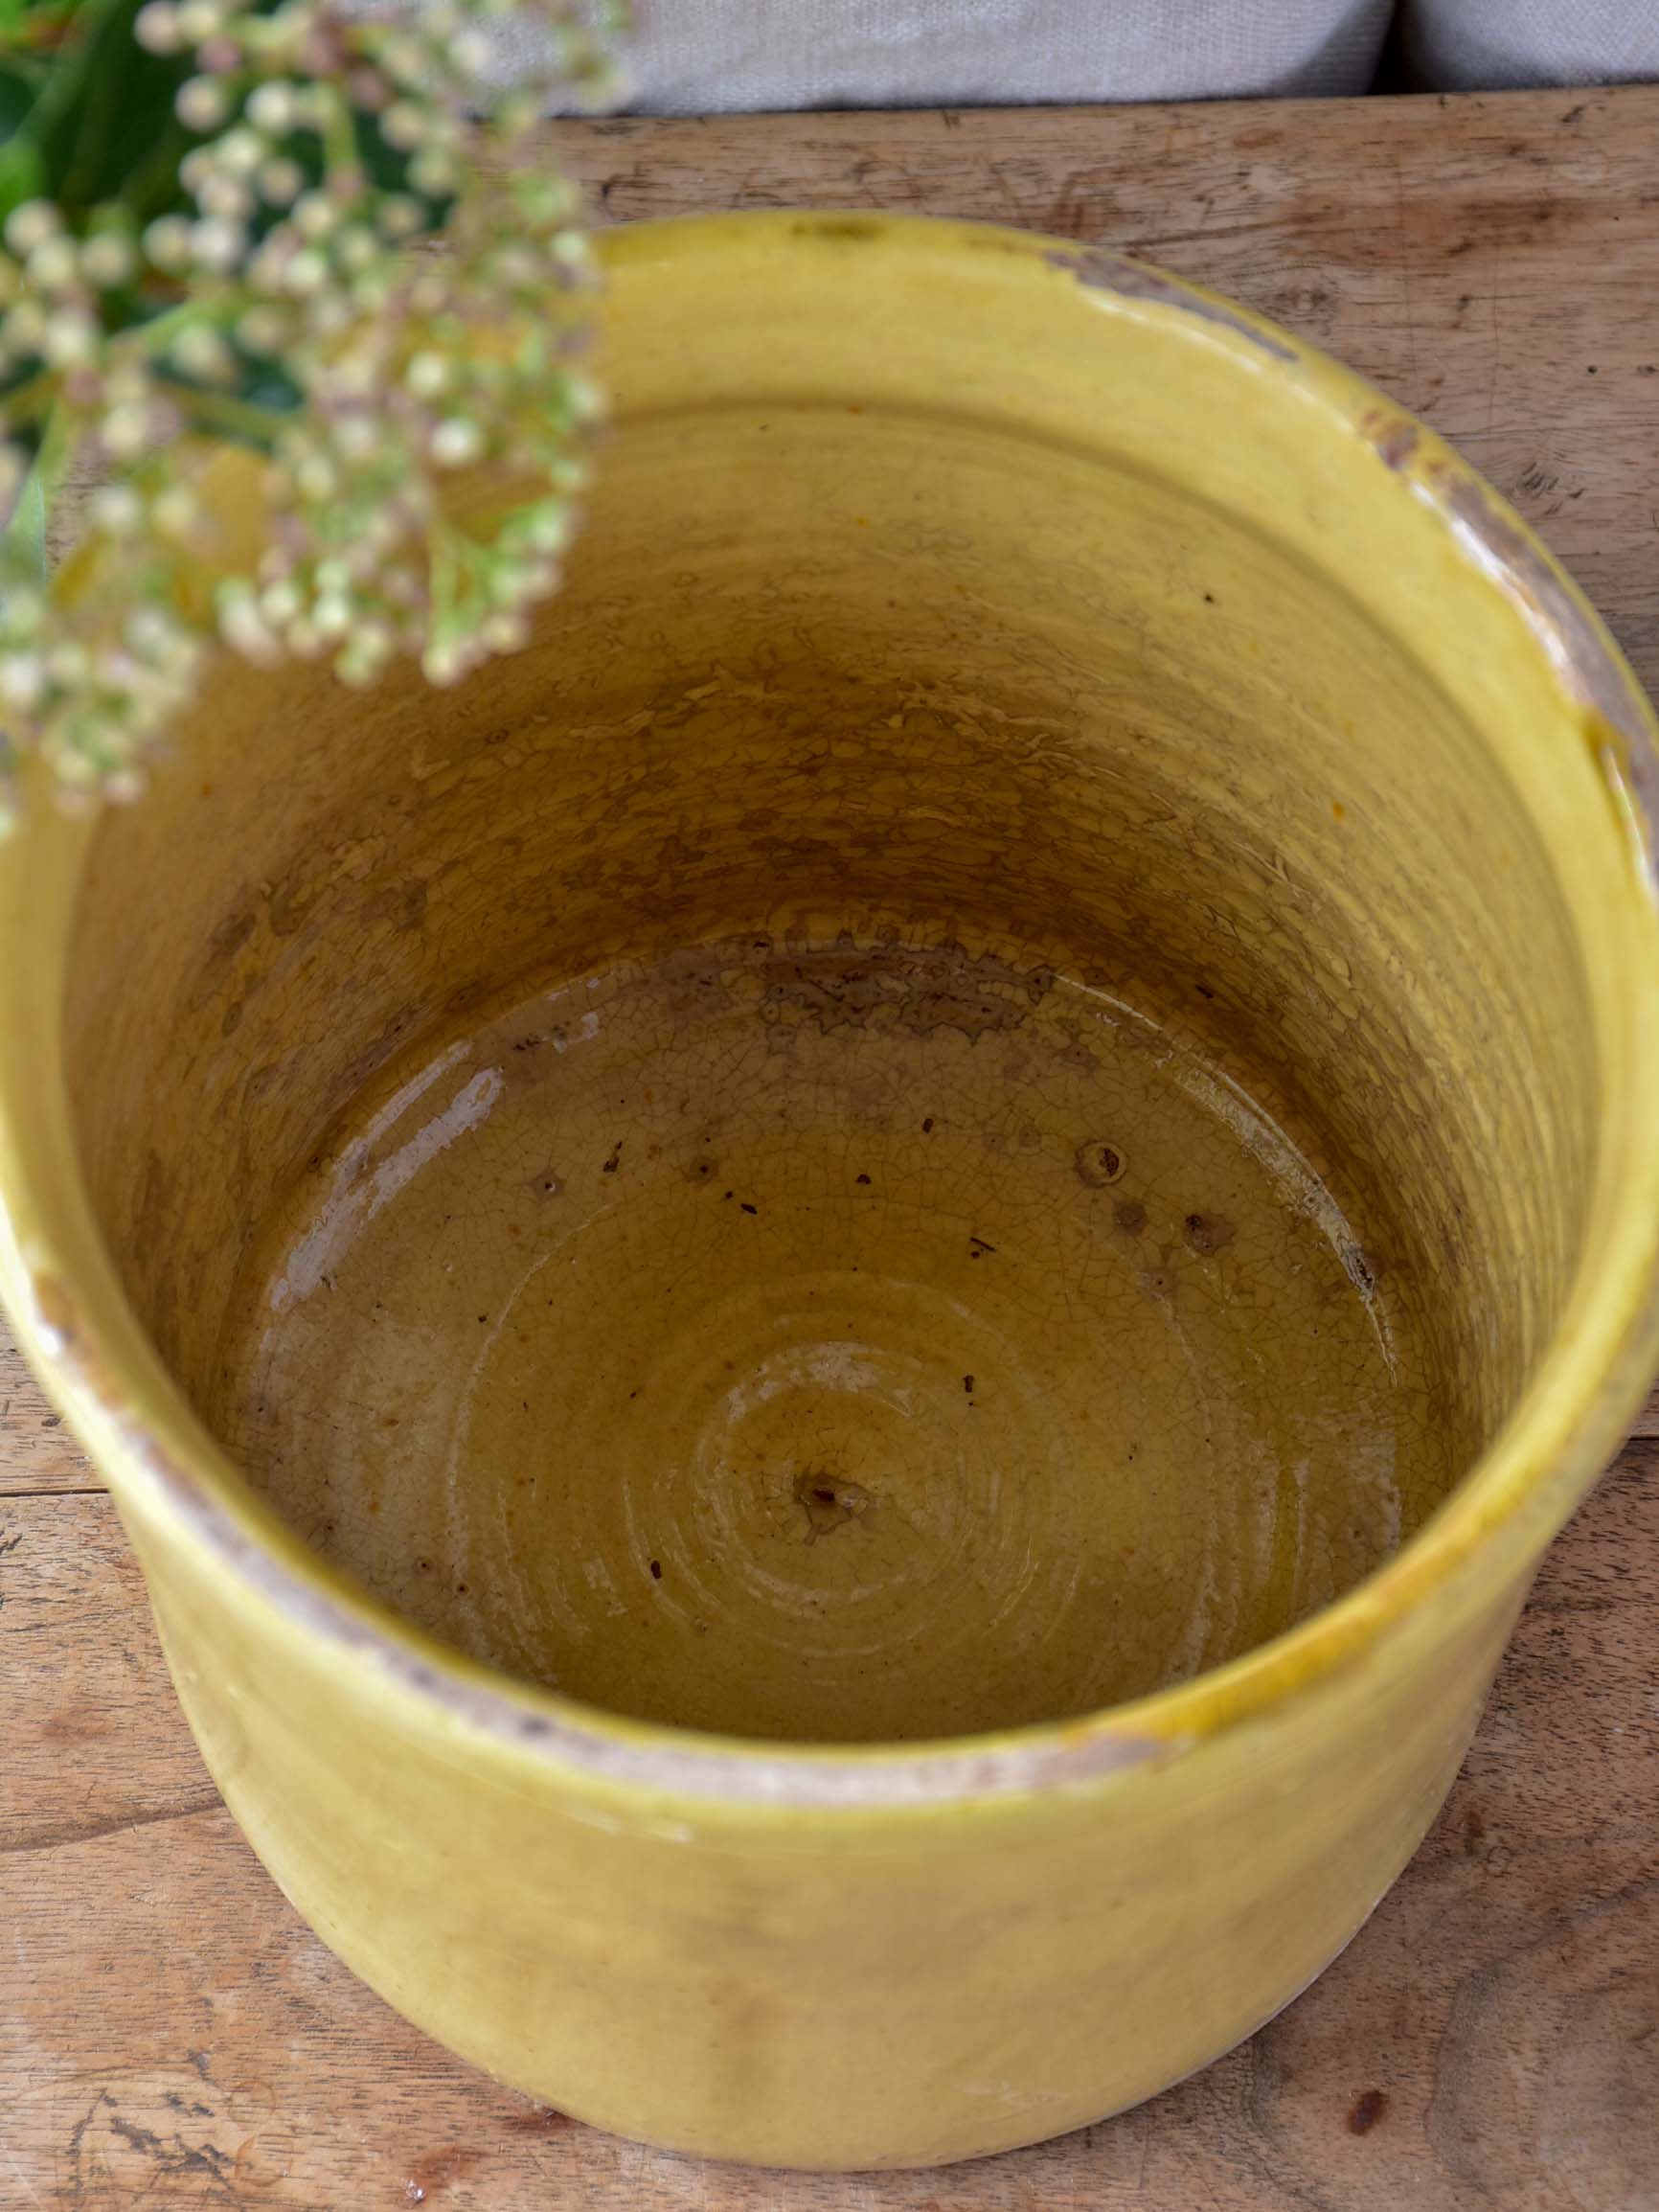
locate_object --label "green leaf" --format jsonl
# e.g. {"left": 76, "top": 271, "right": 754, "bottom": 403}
{"left": 0, "top": 0, "right": 76, "bottom": 42}
{"left": 0, "top": 125, "right": 39, "bottom": 217}
{"left": 7, "top": 0, "right": 191, "bottom": 221}
{"left": 239, "top": 359, "right": 304, "bottom": 415}
{"left": 0, "top": 60, "right": 44, "bottom": 145}
{"left": 3, "top": 461, "right": 45, "bottom": 582}
{"left": 46, "top": 0, "right": 179, "bottom": 202}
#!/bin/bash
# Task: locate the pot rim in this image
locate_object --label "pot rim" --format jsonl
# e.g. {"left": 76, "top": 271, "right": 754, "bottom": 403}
{"left": 5, "top": 210, "right": 1659, "bottom": 1812}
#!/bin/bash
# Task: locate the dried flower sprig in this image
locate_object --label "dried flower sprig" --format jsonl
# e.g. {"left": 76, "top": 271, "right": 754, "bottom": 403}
{"left": 0, "top": 0, "right": 625, "bottom": 823}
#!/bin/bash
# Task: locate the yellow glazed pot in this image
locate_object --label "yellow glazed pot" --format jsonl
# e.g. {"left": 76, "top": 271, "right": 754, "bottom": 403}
{"left": 3, "top": 214, "right": 1659, "bottom": 2170}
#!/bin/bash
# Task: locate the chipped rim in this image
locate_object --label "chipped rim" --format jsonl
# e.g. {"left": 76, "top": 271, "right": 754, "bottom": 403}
{"left": 4, "top": 211, "right": 1659, "bottom": 1813}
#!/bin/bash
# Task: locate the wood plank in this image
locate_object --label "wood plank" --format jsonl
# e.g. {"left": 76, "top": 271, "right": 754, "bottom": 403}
{"left": 0, "top": 1338, "right": 101, "bottom": 1495}
{"left": 8, "top": 82, "right": 1659, "bottom": 2208}
{"left": 0, "top": 1494, "right": 215, "bottom": 1854}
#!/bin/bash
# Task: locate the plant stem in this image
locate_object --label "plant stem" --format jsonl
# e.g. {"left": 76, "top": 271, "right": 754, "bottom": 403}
{"left": 134, "top": 294, "right": 241, "bottom": 353}
{"left": 318, "top": 81, "right": 360, "bottom": 185}
{"left": 166, "top": 383, "right": 282, "bottom": 447}
{"left": 0, "top": 370, "right": 53, "bottom": 428}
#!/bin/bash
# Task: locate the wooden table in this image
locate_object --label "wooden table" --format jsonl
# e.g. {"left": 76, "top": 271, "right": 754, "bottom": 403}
{"left": 6, "top": 81, "right": 1659, "bottom": 2212}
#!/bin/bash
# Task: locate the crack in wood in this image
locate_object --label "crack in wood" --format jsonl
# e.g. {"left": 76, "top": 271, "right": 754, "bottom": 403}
{"left": 2, "top": 1797, "right": 222, "bottom": 1859}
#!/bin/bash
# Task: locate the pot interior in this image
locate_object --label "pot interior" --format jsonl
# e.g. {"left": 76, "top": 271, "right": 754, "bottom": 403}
{"left": 59, "top": 264, "right": 1601, "bottom": 1745}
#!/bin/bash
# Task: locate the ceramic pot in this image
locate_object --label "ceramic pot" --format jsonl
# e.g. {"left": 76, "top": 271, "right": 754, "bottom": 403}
{"left": 3, "top": 215, "right": 1658, "bottom": 2170}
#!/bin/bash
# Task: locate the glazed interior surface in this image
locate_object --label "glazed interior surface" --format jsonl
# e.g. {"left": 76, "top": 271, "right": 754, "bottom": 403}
{"left": 62, "top": 386, "right": 1597, "bottom": 1741}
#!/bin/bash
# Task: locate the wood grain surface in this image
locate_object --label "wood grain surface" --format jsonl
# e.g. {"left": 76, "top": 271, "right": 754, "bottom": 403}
{"left": 6, "top": 81, "right": 1659, "bottom": 2211}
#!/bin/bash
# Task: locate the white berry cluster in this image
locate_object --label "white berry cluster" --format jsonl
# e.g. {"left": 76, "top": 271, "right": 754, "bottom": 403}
{"left": 0, "top": 0, "right": 624, "bottom": 820}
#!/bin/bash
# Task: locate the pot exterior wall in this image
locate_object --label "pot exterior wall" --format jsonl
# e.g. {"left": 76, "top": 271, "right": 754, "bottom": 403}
{"left": 128, "top": 1483, "right": 1525, "bottom": 2168}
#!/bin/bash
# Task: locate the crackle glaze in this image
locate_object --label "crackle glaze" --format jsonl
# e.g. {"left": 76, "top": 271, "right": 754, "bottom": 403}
{"left": 2, "top": 215, "right": 1658, "bottom": 2170}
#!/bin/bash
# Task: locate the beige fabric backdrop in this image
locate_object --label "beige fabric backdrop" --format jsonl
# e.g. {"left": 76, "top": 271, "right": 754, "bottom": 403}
{"left": 1402, "top": 0, "right": 1659, "bottom": 89}
{"left": 489, "top": 1, "right": 1657, "bottom": 110}
{"left": 598, "top": 0, "right": 1392, "bottom": 109}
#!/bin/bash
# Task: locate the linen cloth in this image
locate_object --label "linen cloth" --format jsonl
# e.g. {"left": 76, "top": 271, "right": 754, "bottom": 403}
{"left": 594, "top": 0, "right": 1393, "bottom": 110}
{"left": 481, "top": 2, "right": 1657, "bottom": 109}
{"left": 1400, "top": 0, "right": 1659, "bottom": 90}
